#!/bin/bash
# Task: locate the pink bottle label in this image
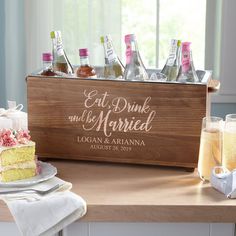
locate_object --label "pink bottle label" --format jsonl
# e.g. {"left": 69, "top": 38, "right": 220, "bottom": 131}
{"left": 126, "top": 43, "right": 132, "bottom": 64}
{"left": 182, "top": 42, "right": 191, "bottom": 73}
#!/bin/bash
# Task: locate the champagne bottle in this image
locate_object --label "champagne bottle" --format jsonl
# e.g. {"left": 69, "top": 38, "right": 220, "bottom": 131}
{"left": 161, "top": 39, "right": 181, "bottom": 81}
{"left": 177, "top": 42, "right": 199, "bottom": 83}
{"left": 123, "top": 34, "right": 149, "bottom": 81}
{"left": 50, "top": 31, "right": 74, "bottom": 75}
{"left": 101, "top": 35, "right": 124, "bottom": 79}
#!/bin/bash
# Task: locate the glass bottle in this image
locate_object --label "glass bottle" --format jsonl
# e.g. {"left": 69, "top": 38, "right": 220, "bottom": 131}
{"left": 101, "top": 35, "right": 124, "bottom": 79}
{"left": 76, "top": 48, "right": 97, "bottom": 78}
{"left": 40, "top": 53, "right": 58, "bottom": 76}
{"left": 177, "top": 42, "right": 199, "bottom": 83}
{"left": 123, "top": 34, "right": 149, "bottom": 81}
{"left": 161, "top": 39, "right": 181, "bottom": 81}
{"left": 50, "top": 31, "right": 74, "bottom": 75}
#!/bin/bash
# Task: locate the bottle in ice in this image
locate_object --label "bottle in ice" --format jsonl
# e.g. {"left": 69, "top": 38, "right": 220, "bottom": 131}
{"left": 40, "top": 53, "right": 58, "bottom": 76}
{"left": 50, "top": 31, "right": 74, "bottom": 75}
{"left": 161, "top": 39, "right": 181, "bottom": 81}
{"left": 101, "top": 35, "right": 124, "bottom": 79}
{"left": 177, "top": 42, "right": 199, "bottom": 83}
{"left": 76, "top": 48, "right": 97, "bottom": 78}
{"left": 123, "top": 34, "right": 149, "bottom": 81}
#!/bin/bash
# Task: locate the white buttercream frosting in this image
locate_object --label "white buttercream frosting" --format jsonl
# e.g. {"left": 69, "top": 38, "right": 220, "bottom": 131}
{"left": 0, "top": 160, "right": 36, "bottom": 172}
{"left": 0, "top": 141, "right": 35, "bottom": 155}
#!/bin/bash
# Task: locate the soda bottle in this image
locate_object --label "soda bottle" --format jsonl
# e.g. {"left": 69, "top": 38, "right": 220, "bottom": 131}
{"left": 123, "top": 34, "right": 149, "bottom": 81}
{"left": 40, "top": 53, "right": 58, "bottom": 76}
{"left": 161, "top": 39, "right": 181, "bottom": 81}
{"left": 177, "top": 42, "right": 199, "bottom": 83}
{"left": 101, "top": 35, "right": 124, "bottom": 79}
{"left": 76, "top": 48, "right": 97, "bottom": 78}
{"left": 50, "top": 31, "right": 74, "bottom": 75}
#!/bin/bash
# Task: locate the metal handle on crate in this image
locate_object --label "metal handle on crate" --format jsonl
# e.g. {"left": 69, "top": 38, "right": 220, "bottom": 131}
{"left": 208, "top": 79, "right": 220, "bottom": 93}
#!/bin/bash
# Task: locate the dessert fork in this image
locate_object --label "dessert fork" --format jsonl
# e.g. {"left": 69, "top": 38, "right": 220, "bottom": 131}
{"left": 0, "top": 184, "right": 60, "bottom": 195}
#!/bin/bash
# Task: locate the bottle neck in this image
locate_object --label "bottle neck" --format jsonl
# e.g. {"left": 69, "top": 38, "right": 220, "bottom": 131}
{"left": 52, "top": 37, "right": 64, "bottom": 58}
{"left": 166, "top": 40, "right": 179, "bottom": 66}
{"left": 80, "top": 56, "right": 90, "bottom": 66}
{"left": 182, "top": 49, "right": 191, "bottom": 73}
{"left": 174, "top": 45, "right": 181, "bottom": 65}
{"left": 51, "top": 34, "right": 74, "bottom": 74}
{"left": 130, "top": 40, "right": 138, "bottom": 52}
{"left": 43, "top": 60, "right": 52, "bottom": 69}
{"left": 125, "top": 40, "right": 139, "bottom": 64}
{"left": 103, "top": 40, "right": 118, "bottom": 64}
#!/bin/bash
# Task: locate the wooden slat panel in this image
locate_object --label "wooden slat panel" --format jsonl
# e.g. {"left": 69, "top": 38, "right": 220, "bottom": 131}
{"left": 27, "top": 76, "right": 208, "bottom": 167}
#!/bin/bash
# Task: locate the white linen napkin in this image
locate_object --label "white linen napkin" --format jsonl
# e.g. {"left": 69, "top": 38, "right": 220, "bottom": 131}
{"left": 211, "top": 166, "right": 236, "bottom": 198}
{"left": 0, "top": 177, "right": 87, "bottom": 236}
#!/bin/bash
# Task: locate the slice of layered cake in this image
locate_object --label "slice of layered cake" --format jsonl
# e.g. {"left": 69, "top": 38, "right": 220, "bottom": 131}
{"left": 0, "top": 129, "right": 36, "bottom": 182}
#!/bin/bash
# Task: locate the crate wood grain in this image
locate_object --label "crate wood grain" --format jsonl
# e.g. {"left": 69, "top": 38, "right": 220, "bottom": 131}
{"left": 27, "top": 76, "right": 210, "bottom": 168}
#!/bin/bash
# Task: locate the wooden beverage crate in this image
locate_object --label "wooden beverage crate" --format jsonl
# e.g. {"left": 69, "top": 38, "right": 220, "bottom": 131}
{"left": 27, "top": 70, "right": 219, "bottom": 168}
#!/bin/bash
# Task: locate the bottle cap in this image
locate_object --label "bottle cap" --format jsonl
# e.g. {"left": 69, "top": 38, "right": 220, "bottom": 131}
{"left": 79, "top": 48, "right": 89, "bottom": 57}
{"left": 42, "top": 53, "right": 53, "bottom": 62}
{"left": 125, "top": 34, "right": 135, "bottom": 44}
{"left": 177, "top": 40, "right": 181, "bottom": 47}
{"left": 101, "top": 35, "right": 112, "bottom": 44}
{"left": 182, "top": 42, "right": 191, "bottom": 51}
{"left": 50, "top": 31, "right": 61, "bottom": 39}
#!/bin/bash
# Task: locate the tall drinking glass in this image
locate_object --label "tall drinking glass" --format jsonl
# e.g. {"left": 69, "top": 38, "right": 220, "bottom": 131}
{"left": 198, "top": 116, "right": 223, "bottom": 181}
{"left": 223, "top": 114, "right": 236, "bottom": 171}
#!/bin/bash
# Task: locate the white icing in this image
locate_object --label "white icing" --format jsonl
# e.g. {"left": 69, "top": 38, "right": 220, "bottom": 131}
{"left": 0, "top": 160, "right": 36, "bottom": 172}
{"left": 0, "top": 141, "right": 35, "bottom": 155}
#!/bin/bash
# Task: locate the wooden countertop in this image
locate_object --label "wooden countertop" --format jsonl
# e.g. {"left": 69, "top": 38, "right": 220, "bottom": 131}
{"left": 1, "top": 160, "right": 236, "bottom": 222}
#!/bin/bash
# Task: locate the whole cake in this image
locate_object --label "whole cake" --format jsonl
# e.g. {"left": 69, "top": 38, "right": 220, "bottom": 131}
{"left": 0, "top": 129, "right": 36, "bottom": 182}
